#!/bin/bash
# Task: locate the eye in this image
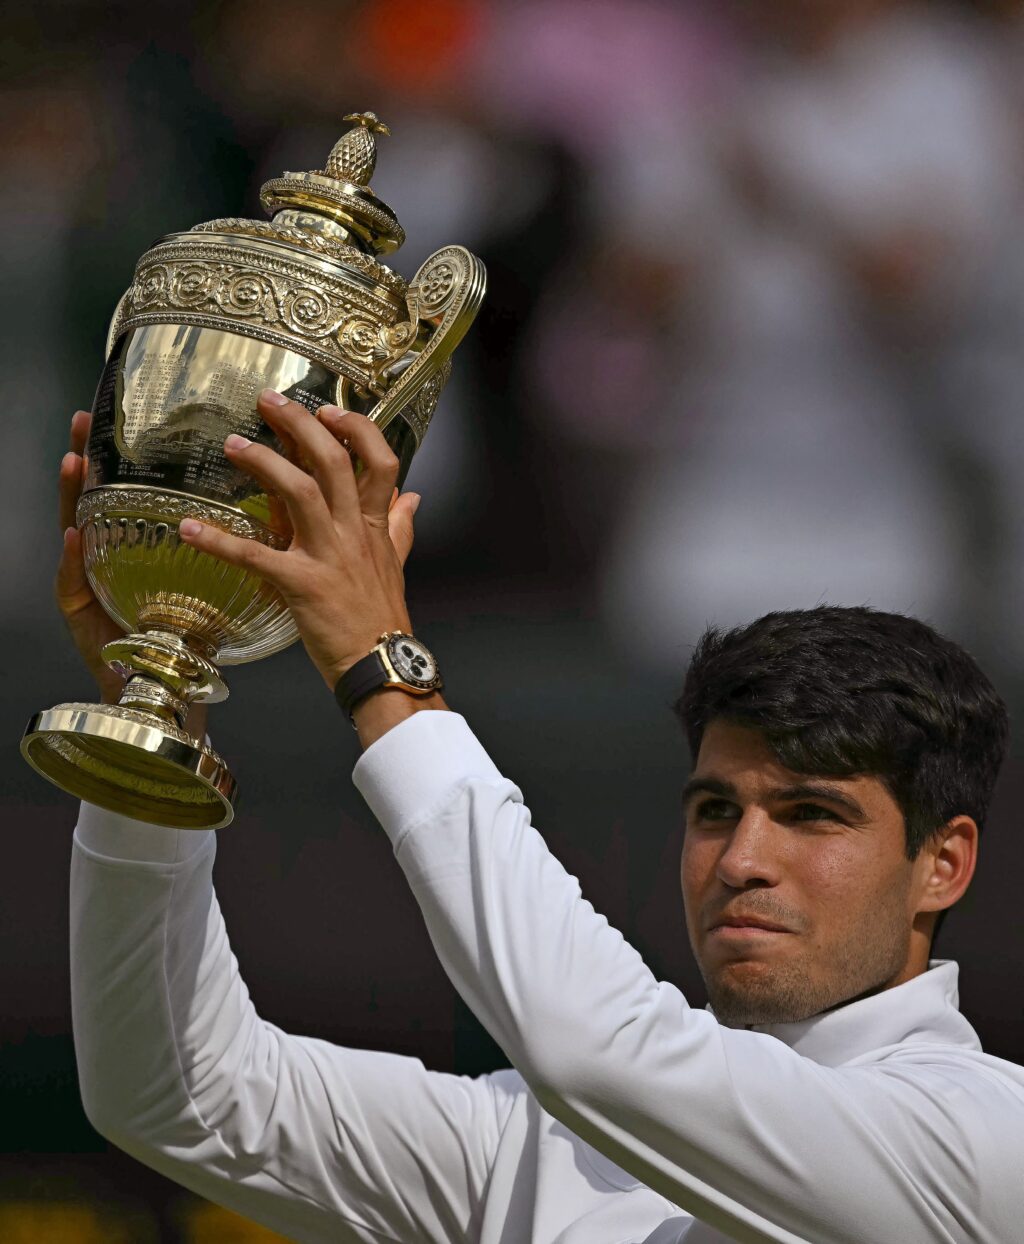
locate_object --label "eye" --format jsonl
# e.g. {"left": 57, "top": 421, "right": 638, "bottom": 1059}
{"left": 693, "top": 798, "right": 739, "bottom": 822}
{"left": 788, "top": 803, "right": 842, "bottom": 823}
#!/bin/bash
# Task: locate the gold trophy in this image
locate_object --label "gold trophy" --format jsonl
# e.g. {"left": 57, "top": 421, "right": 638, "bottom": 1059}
{"left": 21, "top": 112, "right": 485, "bottom": 830}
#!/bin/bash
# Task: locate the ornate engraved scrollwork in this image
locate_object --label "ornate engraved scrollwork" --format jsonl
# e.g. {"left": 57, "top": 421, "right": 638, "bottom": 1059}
{"left": 47, "top": 707, "right": 200, "bottom": 753}
{"left": 402, "top": 359, "right": 452, "bottom": 444}
{"left": 190, "top": 219, "right": 408, "bottom": 294}
{"left": 338, "top": 316, "right": 381, "bottom": 364}
{"left": 77, "top": 487, "right": 289, "bottom": 549}
{"left": 104, "top": 241, "right": 484, "bottom": 432}
{"left": 106, "top": 237, "right": 406, "bottom": 386}
{"left": 370, "top": 245, "right": 486, "bottom": 444}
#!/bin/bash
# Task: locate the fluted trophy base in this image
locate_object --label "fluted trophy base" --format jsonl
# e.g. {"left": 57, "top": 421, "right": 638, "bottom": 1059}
{"left": 21, "top": 629, "right": 238, "bottom": 829}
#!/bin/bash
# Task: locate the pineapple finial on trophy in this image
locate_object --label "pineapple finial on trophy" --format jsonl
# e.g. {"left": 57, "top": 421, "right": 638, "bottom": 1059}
{"left": 259, "top": 110, "right": 405, "bottom": 254}
{"left": 327, "top": 112, "right": 392, "bottom": 186}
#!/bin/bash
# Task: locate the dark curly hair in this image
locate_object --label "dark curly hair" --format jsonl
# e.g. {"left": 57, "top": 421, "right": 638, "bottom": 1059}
{"left": 675, "top": 606, "right": 1009, "bottom": 941}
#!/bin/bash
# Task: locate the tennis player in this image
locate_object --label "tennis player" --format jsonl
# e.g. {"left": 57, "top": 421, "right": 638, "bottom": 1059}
{"left": 62, "top": 390, "right": 1024, "bottom": 1242}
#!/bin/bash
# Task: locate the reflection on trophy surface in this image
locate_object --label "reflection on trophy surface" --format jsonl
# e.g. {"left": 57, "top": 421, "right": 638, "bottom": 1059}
{"left": 21, "top": 111, "right": 486, "bottom": 830}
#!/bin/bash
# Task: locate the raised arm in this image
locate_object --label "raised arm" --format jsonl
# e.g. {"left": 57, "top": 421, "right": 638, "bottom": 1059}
{"left": 61, "top": 391, "right": 524, "bottom": 1239}
{"left": 71, "top": 802, "right": 513, "bottom": 1243}
{"left": 352, "top": 710, "right": 1017, "bottom": 1244}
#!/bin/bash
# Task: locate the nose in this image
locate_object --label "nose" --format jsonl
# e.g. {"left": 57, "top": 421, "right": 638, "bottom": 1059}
{"left": 715, "top": 807, "right": 782, "bottom": 890}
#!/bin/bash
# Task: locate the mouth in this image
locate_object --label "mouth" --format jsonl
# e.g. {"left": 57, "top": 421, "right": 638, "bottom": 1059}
{"left": 709, "top": 924, "right": 791, "bottom": 940}
{"left": 708, "top": 915, "right": 794, "bottom": 936}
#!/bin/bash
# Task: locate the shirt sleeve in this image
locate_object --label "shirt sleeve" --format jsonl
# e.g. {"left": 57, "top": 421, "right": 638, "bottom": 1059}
{"left": 70, "top": 800, "right": 515, "bottom": 1244}
{"left": 353, "top": 711, "right": 1013, "bottom": 1244}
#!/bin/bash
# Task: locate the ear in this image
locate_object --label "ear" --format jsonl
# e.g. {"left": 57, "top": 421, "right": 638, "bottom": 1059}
{"left": 914, "top": 815, "right": 978, "bottom": 919}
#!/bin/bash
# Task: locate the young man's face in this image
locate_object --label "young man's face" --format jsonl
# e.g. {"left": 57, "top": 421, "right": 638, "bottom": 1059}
{"left": 680, "top": 719, "right": 955, "bottom": 1027}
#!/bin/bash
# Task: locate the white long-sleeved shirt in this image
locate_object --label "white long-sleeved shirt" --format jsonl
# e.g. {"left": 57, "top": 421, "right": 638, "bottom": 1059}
{"left": 71, "top": 710, "right": 1024, "bottom": 1244}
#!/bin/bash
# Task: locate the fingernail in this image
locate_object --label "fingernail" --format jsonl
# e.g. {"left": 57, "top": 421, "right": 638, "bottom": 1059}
{"left": 63, "top": 526, "right": 75, "bottom": 544}
{"left": 318, "top": 405, "right": 345, "bottom": 419}
{"left": 61, "top": 452, "right": 76, "bottom": 471}
{"left": 225, "top": 433, "right": 251, "bottom": 450}
{"left": 179, "top": 519, "right": 203, "bottom": 537}
{"left": 259, "top": 388, "right": 289, "bottom": 405}
{"left": 409, "top": 493, "right": 422, "bottom": 514}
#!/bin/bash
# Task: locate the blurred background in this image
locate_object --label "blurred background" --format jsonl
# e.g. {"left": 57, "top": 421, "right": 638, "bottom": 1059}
{"left": 4, "top": 0, "right": 1024, "bottom": 1237}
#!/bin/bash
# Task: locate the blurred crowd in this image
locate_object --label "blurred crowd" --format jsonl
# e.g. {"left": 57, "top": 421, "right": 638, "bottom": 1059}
{"left": 7, "top": 0, "right": 1024, "bottom": 687}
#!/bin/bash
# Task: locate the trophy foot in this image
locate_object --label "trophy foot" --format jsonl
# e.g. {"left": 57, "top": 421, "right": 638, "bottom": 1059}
{"left": 20, "top": 629, "right": 238, "bottom": 829}
{"left": 20, "top": 703, "right": 238, "bottom": 829}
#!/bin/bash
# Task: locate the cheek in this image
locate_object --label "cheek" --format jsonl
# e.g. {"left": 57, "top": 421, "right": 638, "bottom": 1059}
{"left": 797, "top": 840, "right": 902, "bottom": 934}
{"left": 680, "top": 836, "right": 714, "bottom": 901}
{"left": 802, "top": 841, "right": 861, "bottom": 895}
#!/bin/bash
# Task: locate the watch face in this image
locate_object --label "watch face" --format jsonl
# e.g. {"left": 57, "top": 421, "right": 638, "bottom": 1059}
{"left": 387, "top": 635, "right": 438, "bottom": 687}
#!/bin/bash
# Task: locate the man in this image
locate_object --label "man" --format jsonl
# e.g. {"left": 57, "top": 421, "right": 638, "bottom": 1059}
{"left": 62, "top": 391, "right": 1024, "bottom": 1243}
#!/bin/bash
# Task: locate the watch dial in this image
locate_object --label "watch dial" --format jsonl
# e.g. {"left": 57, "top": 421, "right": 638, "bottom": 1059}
{"left": 388, "top": 635, "right": 438, "bottom": 686}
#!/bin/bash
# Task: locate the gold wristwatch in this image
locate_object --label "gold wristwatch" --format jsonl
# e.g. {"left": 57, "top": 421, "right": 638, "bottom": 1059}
{"left": 333, "top": 631, "right": 442, "bottom": 722}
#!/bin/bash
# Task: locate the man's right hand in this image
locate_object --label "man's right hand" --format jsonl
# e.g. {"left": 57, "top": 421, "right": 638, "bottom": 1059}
{"left": 57, "top": 410, "right": 126, "bottom": 706}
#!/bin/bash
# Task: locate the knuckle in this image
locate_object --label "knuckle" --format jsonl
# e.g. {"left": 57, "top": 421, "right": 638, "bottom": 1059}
{"left": 229, "top": 528, "right": 259, "bottom": 556}
{"left": 236, "top": 539, "right": 269, "bottom": 572}
{"left": 369, "top": 446, "right": 399, "bottom": 478}
{"left": 293, "top": 473, "right": 322, "bottom": 503}
{"left": 237, "top": 441, "right": 266, "bottom": 466}
{"left": 319, "top": 436, "right": 350, "bottom": 468}
{"left": 226, "top": 533, "right": 250, "bottom": 559}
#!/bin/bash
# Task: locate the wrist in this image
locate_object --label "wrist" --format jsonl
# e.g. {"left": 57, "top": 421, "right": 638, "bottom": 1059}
{"left": 334, "top": 629, "right": 443, "bottom": 727}
{"left": 323, "top": 619, "right": 413, "bottom": 688}
{"left": 352, "top": 688, "right": 447, "bottom": 750}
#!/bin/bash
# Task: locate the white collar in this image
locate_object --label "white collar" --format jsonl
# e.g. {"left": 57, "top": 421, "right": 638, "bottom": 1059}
{"left": 707, "top": 959, "right": 982, "bottom": 1066}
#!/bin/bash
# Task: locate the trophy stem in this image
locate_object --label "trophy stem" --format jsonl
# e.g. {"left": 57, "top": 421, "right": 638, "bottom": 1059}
{"left": 117, "top": 675, "right": 192, "bottom": 732}
{"left": 102, "top": 629, "right": 230, "bottom": 736}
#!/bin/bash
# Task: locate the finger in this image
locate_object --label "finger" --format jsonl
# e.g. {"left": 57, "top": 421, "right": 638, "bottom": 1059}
{"left": 257, "top": 390, "right": 359, "bottom": 521}
{"left": 267, "top": 487, "right": 292, "bottom": 544}
{"left": 70, "top": 409, "right": 91, "bottom": 456}
{"left": 317, "top": 406, "right": 399, "bottom": 519}
{"left": 59, "top": 452, "right": 83, "bottom": 533}
{"left": 389, "top": 487, "right": 399, "bottom": 512}
{"left": 55, "top": 526, "right": 94, "bottom": 614}
{"left": 259, "top": 399, "right": 304, "bottom": 474}
{"left": 223, "top": 432, "right": 335, "bottom": 547}
{"left": 177, "top": 518, "right": 287, "bottom": 583}
{"left": 387, "top": 492, "right": 420, "bottom": 567}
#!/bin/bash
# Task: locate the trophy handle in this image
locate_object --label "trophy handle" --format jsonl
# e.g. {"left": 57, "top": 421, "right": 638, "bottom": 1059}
{"left": 369, "top": 245, "right": 486, "bottom": 444}
{"left": 105, "top": 291, "right": 131, "bottom": 361}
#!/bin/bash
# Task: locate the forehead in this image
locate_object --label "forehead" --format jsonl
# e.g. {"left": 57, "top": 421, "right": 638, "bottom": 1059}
{"left": 691, "top": 719, "right": 897, "bottom": 815}
{"left": 694, "top": 720, "right": 791, "bottom": 778}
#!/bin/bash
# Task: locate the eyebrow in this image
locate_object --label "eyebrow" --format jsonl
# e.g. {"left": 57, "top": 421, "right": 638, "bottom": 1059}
{"left": 682, "top": 777, "right": 868, "bottom": 822}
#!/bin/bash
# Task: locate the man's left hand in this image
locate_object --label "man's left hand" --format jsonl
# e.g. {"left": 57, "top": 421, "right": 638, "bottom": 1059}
{"left": 178, "top": 388, "right": 419, "bottom": 692}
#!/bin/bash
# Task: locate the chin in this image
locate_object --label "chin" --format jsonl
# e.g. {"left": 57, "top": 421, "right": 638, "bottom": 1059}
{"left": 705, "top": 959, "right": 823, "bottom": 1027}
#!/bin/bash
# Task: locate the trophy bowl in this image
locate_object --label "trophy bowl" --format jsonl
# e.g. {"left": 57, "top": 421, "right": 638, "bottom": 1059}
{"left": 21, "top": 112, "right": 485, "bottom": 829}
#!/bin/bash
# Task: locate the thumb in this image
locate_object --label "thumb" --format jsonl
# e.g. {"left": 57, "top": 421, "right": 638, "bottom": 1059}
{"left": 387, "top": 493, "right": 420, "bottom": 567}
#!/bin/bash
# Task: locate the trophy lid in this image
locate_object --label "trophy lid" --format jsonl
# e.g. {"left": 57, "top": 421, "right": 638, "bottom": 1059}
{"left": 258, "top": 112, "right": 406, "bottom": 256}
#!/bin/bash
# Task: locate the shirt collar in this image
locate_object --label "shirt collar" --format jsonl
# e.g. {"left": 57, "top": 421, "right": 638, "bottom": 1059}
{"left": 708, "top": 959, "right": 982, "bottom": 1066}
